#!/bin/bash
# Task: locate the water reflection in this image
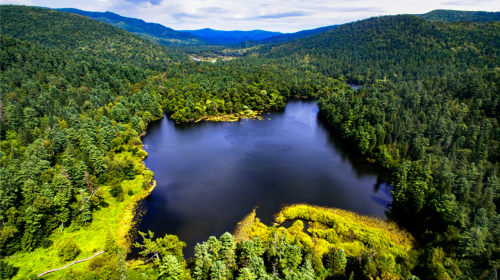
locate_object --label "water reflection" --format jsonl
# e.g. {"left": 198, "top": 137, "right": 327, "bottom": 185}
{"left": 136, "top": 98, "right": 393, "bottom": 257}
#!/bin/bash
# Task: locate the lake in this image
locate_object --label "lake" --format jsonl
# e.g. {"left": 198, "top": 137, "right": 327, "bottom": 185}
{"left": 137, "top": 98, "right": 393, "bottom": 256}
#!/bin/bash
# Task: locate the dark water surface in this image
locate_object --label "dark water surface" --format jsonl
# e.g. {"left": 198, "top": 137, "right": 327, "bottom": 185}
{"left": 347, "top": 84, "right": 361, "bottom": 90}
{"left": 137, "top": 98, "right": 392, "bottom": 256}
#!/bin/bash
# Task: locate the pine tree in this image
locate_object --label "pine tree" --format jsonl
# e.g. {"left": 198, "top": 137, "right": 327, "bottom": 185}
{"left": 194, "top": 243, "right": 212, "bottom": 280}
{"left": 337, "top": 249, "right": 347, "bottom": 273}
{"left": 116, "top": 249, "right": 128, "bottom": 280}
{"left": 104, "top": 230, "right": 118, "bottom": 253}
{"left": 281, "top": 244, "right": 302, "bottom": 271}
{"left": 237, "top": 267, "right": 257, "bottom": 280}
{"left": 324, "top": 248, "right": 347, "bottom": 276}
{"left": 220, "top": 232, "right": 236, "bottom": 270}
{"left": 21, "top": 206, "right": 43, "bottom": 251}
{"left": 459, "top": 227, "right": 486, "bottom": 257}
{"left": 248, "top": 256, "right": 267, "bottom": 278}
{"left": 332, "top": 248, "right": 346, "bottom": 275}
{"left": 298, "top": 260, "right": 315, "bottom": 280}
{"left": 210, "top": 260, "right": 228, "bottom": 280}
{"left": 81, "top": 193, "right": 92, "bottom": 226}
{"left": 159, "top": 255, "right": 184, "bottom": 280}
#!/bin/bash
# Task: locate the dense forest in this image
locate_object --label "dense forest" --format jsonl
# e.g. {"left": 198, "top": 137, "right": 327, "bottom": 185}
{"left": 259, "top": 15, "right": 499, "bottom": 84}
{"left": 257, "top": 25, "right": 339, "bottom": 44}
{"left": 418, "top": 9, "right": 500, "bottom": 23}
{"left": 1, "top": 4, "right": 500, "bottom": 280}
{"left": 318, "top": 70, "right": 500, "bottom": 278}
{"left": 264, "top": 11, "right": 500, "bottom": 280}
{"left": 0, "top": 6, "right": 341, "bottom": 279}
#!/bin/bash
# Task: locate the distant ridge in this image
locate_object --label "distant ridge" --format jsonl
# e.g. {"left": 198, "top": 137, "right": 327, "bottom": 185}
{"left": 258, "top": 25, "right": 339, "bottom": 43}
{"left": 56, "top": 8, "right": 205, "bottom": 45}
{"left": 179, "top": 28, "right": 282, "bottom": 45}
{"left": 418, "top": 9, "right": 500, "bottom": 22}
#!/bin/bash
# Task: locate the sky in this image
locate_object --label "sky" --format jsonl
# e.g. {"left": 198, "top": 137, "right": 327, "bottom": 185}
{"left": 3, "top": 0, "right": 500, "bottom": 32}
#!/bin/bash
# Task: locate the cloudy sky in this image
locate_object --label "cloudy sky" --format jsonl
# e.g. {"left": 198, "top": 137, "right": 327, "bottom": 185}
{"left": 3, "top": 0, "right": 500, "bottom": 32}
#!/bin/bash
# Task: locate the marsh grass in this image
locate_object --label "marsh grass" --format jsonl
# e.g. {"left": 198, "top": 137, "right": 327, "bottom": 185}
{"left": 275, "top": 204, "right": 416, "bottom": 252}
{"left": 234, "top": 204, "right": 416, "bottom": 261}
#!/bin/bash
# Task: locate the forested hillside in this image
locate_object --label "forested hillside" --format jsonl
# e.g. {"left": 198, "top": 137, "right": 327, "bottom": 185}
{"left": 418, "top": 9, "right": 500, "bottom": 22}
{"left": 276, "top": 12, "right": 500, "bottom": 279}
{"left": 318, "top": 70, "right": 500, "bottom": 278}
{"left": 1, "top": 4, "right": 500, "bottom": 280}
{"left": 56, "top": 8, "right": 205, "bottom": 45}
{"left": 1, "top": 5, "right": 183, "bottom": 66}
{"left": 247, "top": 10, "right": 500, "bottom": 279}
{"left": 260, "top": 15, "right": 500, "bottom": 84}
{"left": 0, "top": 6, "right": 343, "bottom": 278}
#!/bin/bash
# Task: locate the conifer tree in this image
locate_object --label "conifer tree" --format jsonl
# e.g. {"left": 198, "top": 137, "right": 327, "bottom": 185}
{"left": 298, "top": 260, "right": 315, "bottom": 280}
{"left": 237, "top": 267, "right": 257, "bottom": 280}
{"left": 116, "top": 249, "right": 128, "bottom": 280}
{"left": 105, "top": 230, "right": 118, "bottom": 253}
{"left": 210, "top": 260, "right": 228, "bottom": 280}
{"left": 220, "top": 232, "right": 236, "bottom": 270}
{"left": 159, "top": 255, "right": 184, "bottom": 280}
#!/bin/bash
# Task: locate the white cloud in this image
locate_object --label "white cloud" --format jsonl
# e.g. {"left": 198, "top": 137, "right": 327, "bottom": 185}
{"left": 1, "top": 0, "right": 499, "bottom": 32}
{"left": 442, "top": 0, "right": 493, "bottom": 5}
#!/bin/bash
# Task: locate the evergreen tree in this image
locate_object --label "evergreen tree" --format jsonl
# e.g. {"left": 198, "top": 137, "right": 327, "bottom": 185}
{"left": 210, "top": 260, "right": 228, "bottom": 280}
{"left": 237, "top": 267, "right": 257, "bottom": 280}
{"left": 298, "top": 260, "right": 315, "bottom": 280}
{"left": 219, "top": 232, "right": 236, "bottom": 270}
{"left": 159, "top": 255, "right": 184, "bottom": 280}
{"left": 459, "top": 227, "right": 486, "bottom": 257}
{"left": 116, "top": 249, "right": 128, "bottom": 280}
{"left": 105, "top": 230, "right": 118, "bottom": 253}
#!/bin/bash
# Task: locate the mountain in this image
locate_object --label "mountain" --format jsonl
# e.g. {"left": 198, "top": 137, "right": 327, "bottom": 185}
{"left": 0, "top": 5, "right": 182, "bottom": 68}
{"left": 260, "top": 14, "right": 500, "bottom": 84}
{"left": 179, "top": 28, "right": 282, "bottom": 44}
{"left": 56, "top": 8, "right": 205, "bottom": 45}
{"left": 259, "top": 25, "right": 339, "bottom": 43}
{"left": 418, "top": 9, "right": 500, "bottom": 22}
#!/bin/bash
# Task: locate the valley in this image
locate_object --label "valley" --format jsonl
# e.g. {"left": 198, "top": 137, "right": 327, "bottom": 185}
{"left": 0, "top": 4, "right": 499, "bottom": 280}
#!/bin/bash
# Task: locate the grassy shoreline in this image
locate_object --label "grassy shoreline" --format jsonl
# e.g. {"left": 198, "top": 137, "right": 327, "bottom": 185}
{"left": 234, "top": 204, "right": 416, "bottom": 258}
{"left": 4, "top": 140, "right": 157, "bottom": 279}
{"left": 194, "top": 110, "right": 265, "bottom": 122}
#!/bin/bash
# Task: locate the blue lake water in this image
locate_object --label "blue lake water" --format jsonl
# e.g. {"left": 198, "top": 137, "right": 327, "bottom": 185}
{"left": 137, "top": 98, "right": 393, "bottom": 256}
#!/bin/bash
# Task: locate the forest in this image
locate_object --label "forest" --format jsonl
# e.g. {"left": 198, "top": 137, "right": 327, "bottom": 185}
{"left": 259, "top": 15, "right": 499, "bottom": 84}
{"left": 1, "top": 4, "right": 500, "bottom": 280}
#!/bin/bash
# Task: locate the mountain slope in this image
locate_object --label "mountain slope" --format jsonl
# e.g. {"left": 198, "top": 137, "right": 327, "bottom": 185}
{"left": 260, "top": 14, "right": 500, "bottom": 83}
{"left": 56, "top": 8, "right": 205, "bottom": 45}
{"left": 259, "top": 25, "right": 339, "bottom": 43}
{"left": 179, "top": 28, "right": 281, "bottom": 44}
{"left": 0, "top": 5, "right": 183, "bottom": 67}
{"left": 418, "top": 9, "right": 500, "bottom": 22}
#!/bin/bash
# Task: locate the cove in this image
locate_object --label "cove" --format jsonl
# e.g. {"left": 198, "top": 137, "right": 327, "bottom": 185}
{"left": 137, "top": 98, "right": 393, "bottom": 256}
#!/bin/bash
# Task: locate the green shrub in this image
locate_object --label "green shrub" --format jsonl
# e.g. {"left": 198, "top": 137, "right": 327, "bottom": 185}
{"left": 109, "top": 181, "right": 123, "bottom": 198}
{"left": 0, "top": 260, "right": 19, "bottom": 279}
{"left": 58, "top": 238, "right": 81, "bottom": 262}
{"left": 142, "top": 180, "right": 151, "bottom": 190}
{"left": 41, "top": 239, "right": 53, "bottom": 249}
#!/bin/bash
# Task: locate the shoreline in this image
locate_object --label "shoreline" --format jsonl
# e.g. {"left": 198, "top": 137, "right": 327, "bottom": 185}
{"left": 193, "top": 110, "right": 268, "bottom": 123}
